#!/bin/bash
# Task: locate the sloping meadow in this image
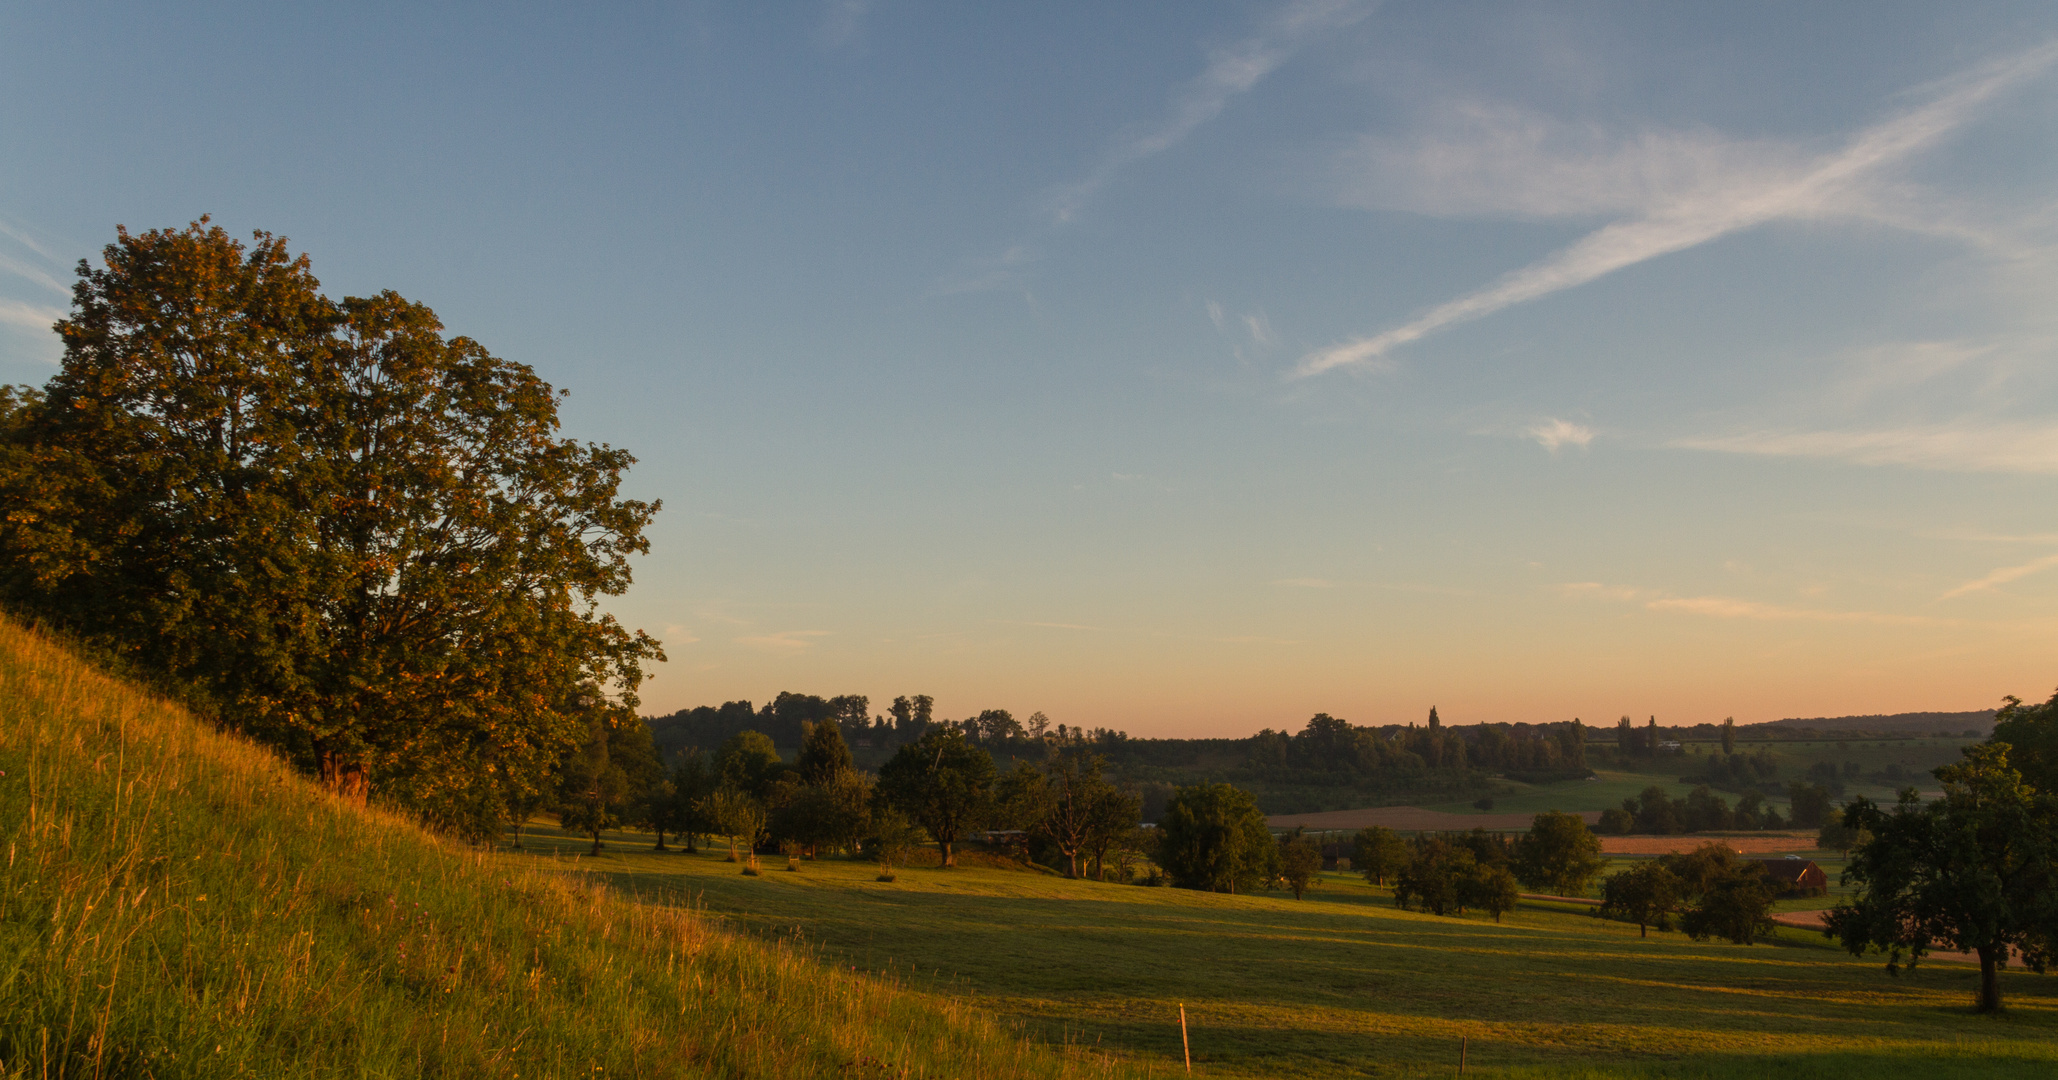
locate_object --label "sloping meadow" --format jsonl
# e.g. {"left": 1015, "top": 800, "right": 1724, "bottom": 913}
{"left": 0, "top": 613, "right": 1134, "bottom": 1079}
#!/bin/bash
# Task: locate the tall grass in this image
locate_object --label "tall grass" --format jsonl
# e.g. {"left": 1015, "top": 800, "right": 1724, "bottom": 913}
{"left": 0, "top": 613, "right": 1138, "bottom": 1079}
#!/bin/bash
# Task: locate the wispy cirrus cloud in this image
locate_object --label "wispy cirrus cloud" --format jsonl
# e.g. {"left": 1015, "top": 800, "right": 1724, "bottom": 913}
{"left": 1529, "top": 418, "right": 1594, "bottom": 452}
{"left": 1048, "top": 0, "right": 1376, "bottom": 224}
{"left": 736, "top": 630, "right": 830, "bottom": 653}
{"left": 1297, "top": 42, "right": 2058, "bottom": 376}
{"left": 1559, "top": 581, "right": 1942, "bottom": 626}
{"left": 0, "top": 298, "right": 63, "bottom": 334}
{"left": 1676, "top": 421, "right": 2058, "bottom": 475}
{"left": 1940, "top": 552, "right": 2058, "bottom": 599}
{"left": 941, "top": 0, "right": 1375, "bottom": 295}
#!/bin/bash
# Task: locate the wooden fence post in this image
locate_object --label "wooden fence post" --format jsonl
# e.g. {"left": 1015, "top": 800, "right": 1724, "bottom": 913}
{"left": 1180, "top": 1003, "right": 1191, "bottom": 1074}
{"left": 1459, "top": 1035, "right": 1467, "bottom": 1075}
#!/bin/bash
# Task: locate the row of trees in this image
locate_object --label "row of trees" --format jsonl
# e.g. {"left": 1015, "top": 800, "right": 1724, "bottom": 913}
{"left": 1595, "top": 784, "right": 1796, "bottom": 835}
{"left": 1597, "top": 845, "right": 1778, "bottom": 943}
{"left": 1349, "top": 811, "right": 1607, "bottom": 922}
{"left": 1242, "top": 710, "right": 1590, "bottom": 783}
{"left": 587, "top": 722, "right": 1148, "bottom": 880}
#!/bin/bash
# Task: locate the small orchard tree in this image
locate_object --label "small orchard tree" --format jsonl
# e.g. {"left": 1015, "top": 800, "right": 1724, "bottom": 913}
{"left": 869, "top": 808, "right": 926, "bottom": 880}
{"left": 1395, "top": 836, "right": 1476, "bottom": 916}
{"left": 1278, "top": 830, "right": 1323, "bottom": 900}
{"left": 705, "top": 788, "right": 765, "bottom": 867}
{"left": 1513, "top": 811, "right": 1608, "bottom": 896}
{"left": 1679, "top": 865, "right": 1777, "bottom": 945}
{"left": 1599, "top": 862, "right": 1681, "bottom": 937}
{"left": 1353, "top": 826, "right": 1409, "bottom": 886}
{"left": 1462, "top": 863, "right": 1520, "bottom": 923}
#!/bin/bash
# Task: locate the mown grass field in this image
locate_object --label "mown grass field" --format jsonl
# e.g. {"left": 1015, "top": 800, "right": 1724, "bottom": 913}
{"left": 0, "top": 613, "right": 1136, "bottom": 1079}
{"left": 512, "top": 822, "right": 2058, "bottom": 1079}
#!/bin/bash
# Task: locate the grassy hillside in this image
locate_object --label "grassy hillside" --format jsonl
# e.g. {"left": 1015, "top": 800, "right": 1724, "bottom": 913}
{"left": 0, "top": 614, "right": 1134, "bottom": 1079}
{"left": 513, "top": 823, "right": 2058, "bottom": 1079}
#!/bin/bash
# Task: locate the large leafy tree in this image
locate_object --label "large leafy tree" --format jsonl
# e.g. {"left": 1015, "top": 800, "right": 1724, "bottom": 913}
{"left": 873, "top": 725, "right": 996, "bottom": 867}
{"left": 1154, "top": 783, "right": 1277, "bottom": 893}
{"left": 1824, "top": 744, "right": 2058, "bottom": 1011}
{"left": 1512, "top": 810, "right": 1608, "bottom": 896}
{"left": 1991, "top": 690, "right": 2058, "bottom": 792}
{"left": 0, "top": 221, "right": 661, "bottom": 839}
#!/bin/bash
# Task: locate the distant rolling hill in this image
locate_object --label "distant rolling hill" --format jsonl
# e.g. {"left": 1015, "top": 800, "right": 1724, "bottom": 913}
{"left": 1755, "top": 710, "right": 1996, "bottom": 736}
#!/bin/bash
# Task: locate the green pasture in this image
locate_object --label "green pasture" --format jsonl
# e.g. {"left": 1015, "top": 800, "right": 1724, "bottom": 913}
{"left": 512, "top": 822, "right": 2058, "bottom": 1080}
{"left": 1419, "top": 770, "right": 1703, "bottom": 817}
{"left": 1411, "top": 736, "right": 1975, "bottom": 822}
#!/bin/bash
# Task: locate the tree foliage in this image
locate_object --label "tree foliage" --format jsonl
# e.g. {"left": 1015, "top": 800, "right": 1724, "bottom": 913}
{"left": 1824, "top": 743, "right": 2058, "bottom": 1011}
{"left": 1512, "top": 811, "right": 1607, "bottom": 895}
{"left": 873, "top": 725, "right": 995, "bottom": 867}
{"left": 1352, "top": 826, "right": 1409, "bottom": 886}
{"left": 1154, "top": 783, "right": 1277, "bottom": 893}
{"left": 1992, "top": 690, "right": 2058, "bottom": 793}
{"left": 1277, "top": 830, "right": 1322, "bottom": 900}
{"left": 1599, "top": 862, "right": 1681, "bottom": 937}
{"left": 0, "top": 221, "right": 660, "bottom": 840}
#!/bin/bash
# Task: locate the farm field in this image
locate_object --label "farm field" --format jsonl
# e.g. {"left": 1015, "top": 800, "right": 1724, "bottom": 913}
{"left": 0, "top": 614, "right": 1133, "bottom": 1080}
{"left": 512, "top": 822, "right": 2058, "bottom": 1079}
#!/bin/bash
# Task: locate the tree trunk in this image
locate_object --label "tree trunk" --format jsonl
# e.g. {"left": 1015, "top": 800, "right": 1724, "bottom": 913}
{"left": 590, "top": 828, "right": 604, "bottom": 855}
{"left": 1978, "top": 946, "right": 2003, "bottom": 1012}
{"left": 654, "top": 829, "right": 668, "bottom": 851}
{"left": 941, "top": 839, "right": 955, "bottom": 867}
{"left": 1066, "top": 852, "right": 1079, "bottom": 879}
{"left": 1639, "top": 920, "right": 1648, "bottom": 938}
{"left": 317, "top": 747, "right": 369, "bottom": 804}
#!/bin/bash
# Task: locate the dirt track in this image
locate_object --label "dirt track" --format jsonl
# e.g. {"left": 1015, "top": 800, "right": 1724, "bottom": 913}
{"left": 1599, "top": 833, "right": 1820, "bottom": 855}
{"left": 1265, "top": 807, "right": 1603, "bottom": 831}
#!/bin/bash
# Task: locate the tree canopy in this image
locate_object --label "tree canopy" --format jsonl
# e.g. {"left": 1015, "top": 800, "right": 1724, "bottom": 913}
{"left": 873, "top": 725, "right": 996, "bottom": 867}
{"left": 1512, "top": 811, "right": 1607, "bottom": 896}
{"left": 0, "top": 220, "right": 660, "bottom": 840}
{"left": 1825, "top": 743, "right": 2058, "bottom": 1011}
{"left": 1154, "top": 783, "right": 1276, "bottom": 893}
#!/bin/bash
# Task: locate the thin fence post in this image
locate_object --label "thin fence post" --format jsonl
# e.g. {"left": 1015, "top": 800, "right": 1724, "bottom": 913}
{"left": 1180, "top": 1003, "right": 1191, "bottom": 1075}
{"left": 1459, "top": 1035, "right": 1467, "bottom": 1075}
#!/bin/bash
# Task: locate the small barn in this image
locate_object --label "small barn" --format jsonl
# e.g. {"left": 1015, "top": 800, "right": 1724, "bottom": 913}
{"left": 1753, "top": 858, "right": 1828, "bottom": 898}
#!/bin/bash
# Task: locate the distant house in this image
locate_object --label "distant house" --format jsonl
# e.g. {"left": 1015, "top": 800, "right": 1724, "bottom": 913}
{"left": 1753, "top": 858, "right": 1828, "bottom": 898}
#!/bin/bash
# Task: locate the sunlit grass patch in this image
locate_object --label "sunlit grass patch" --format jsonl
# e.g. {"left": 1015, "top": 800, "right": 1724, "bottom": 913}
{"left": 0, "top": 614, "right": 1138, "bottom": 1079}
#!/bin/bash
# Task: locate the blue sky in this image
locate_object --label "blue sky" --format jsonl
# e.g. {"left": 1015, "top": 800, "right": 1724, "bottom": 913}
{"left": 5, "top": 2, "right": 2058, "bottom": 734}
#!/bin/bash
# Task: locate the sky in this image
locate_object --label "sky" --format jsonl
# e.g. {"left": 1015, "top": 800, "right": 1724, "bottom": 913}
{"left": 5, "top": 2, "right": 2058, "bottom": 737}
